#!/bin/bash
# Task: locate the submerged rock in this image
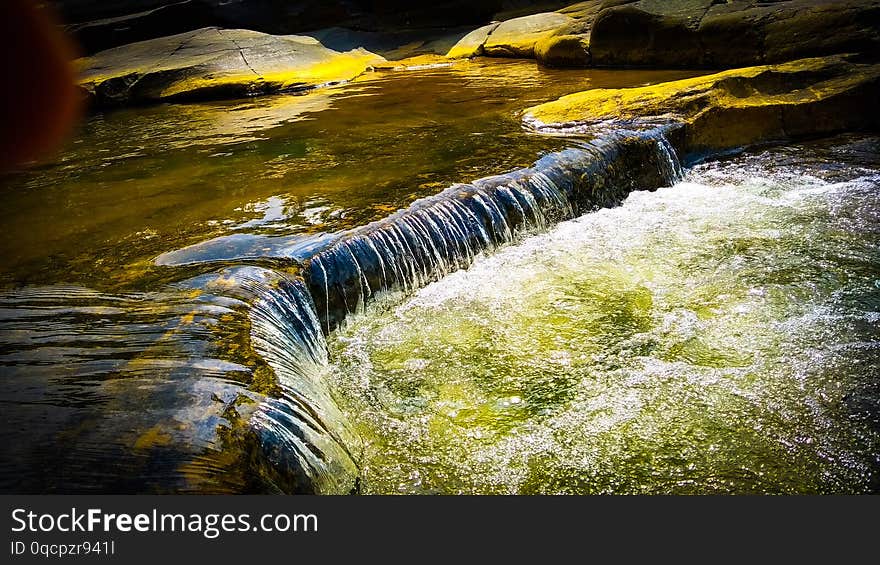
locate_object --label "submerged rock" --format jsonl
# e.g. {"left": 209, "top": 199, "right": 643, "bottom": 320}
{"left": 524, "top": 55, "right": 880, "bottom": 155}
{"left": 77, "top": 27, "right": 384, "bottom": 107}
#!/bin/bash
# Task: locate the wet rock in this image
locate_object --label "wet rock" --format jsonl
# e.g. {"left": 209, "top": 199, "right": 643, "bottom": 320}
{"left": 372, "top": 54, "right": 456, "bottom": 70}
{"left": 77, "top": 27, "right": 384, "bottom": 107}
{"left": 524, "top": 55, "right": 880, "bottom": 155}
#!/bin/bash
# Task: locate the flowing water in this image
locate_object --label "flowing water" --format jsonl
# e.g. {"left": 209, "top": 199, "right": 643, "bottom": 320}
{"left": 1, "top": 56, "right": 877, "bottom": 494}
{"left": 326, "top": 135, "right": 880, "bottom": 494}
{"left": 0, "top": 60, "right": 707, "bottom": 493}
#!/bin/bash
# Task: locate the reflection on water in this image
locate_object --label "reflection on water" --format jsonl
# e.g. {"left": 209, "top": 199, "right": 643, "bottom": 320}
{"left": 327, "top": 136, "right": 880, "bottom": 494}
{"left": 0, "top": 61, "right": 706, "bottom": 288}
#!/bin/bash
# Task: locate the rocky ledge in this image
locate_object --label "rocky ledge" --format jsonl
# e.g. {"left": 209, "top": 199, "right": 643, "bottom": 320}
{"left": 523, "top": 55, "right": 880, "bottom": 156}
{"left": 77, "top": 27, "right": 384, "bottom": 107}
{"left": 447, "top": 0, "right": 880, "bottom": 69}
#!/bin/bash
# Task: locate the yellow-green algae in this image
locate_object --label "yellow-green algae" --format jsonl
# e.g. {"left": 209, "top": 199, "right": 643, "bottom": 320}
{"left": 77, "top": 28, "right": 385, "bottom": 105}
{"left": 525, "top": 55, "right": 880, "bottom": 153}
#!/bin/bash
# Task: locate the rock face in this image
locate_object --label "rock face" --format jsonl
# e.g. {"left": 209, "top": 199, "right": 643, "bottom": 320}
{"left": 445, "top": 1, "right": 603, "bottom": 63}
{"left": 524, "top": 55, "right": 880, "bottom": 155}
{"left": 448, "top": 0, "right": 880, "bottom": 68}
{"left": 77, "top": 28, "right": 384, "bottom": 107}
{"left": 590, "top": 0, "right": 880, "bottom": 68}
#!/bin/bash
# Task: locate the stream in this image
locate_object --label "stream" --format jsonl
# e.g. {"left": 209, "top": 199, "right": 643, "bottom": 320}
{"left": 0, "top": 59, "right": 877, "bottom": 494}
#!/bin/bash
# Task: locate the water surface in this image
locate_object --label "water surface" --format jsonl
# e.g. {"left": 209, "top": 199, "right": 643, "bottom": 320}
{"left": 1, "top": 61, "right": 705, "bottom": 288}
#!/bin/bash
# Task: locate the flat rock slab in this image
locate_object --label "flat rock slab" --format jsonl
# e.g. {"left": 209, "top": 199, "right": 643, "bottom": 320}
{"left": 77, "top": 27, "right": 385, "bottom": 107}
{"left": 524, "top": 55, "right": 880, "bottom": 154}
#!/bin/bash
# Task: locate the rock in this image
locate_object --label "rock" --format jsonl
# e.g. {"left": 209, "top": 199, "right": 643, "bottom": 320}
{"left": 307, "top": 25, "right": 478, "bottom": 60}
{"left": 700, "top": 0, "right": 880, "bottom": 67}
{"left": 523, "top": 55, "right": 880, "bottom": 155}
{"left": 532, "top": 1, "right": 605, "bottom": 67}
{"left": 446, "top": 22, "right": 500, "bottom": 58}
{"left": 534, "top": 34, "right": 590, "bottom": 67}
{"left": 447, "top": 0, "right": 879, "bottom": 68}
{"left": 372, "top": 54, "right": 455, "bottom": 70}
{"left": 589, "top": 0, "right": 880, "bottom": 68}
{"left": 589, "top": 0, "right": 715, "bottom": 67}
{"left": 55, "top": 0, "right": 508, "bottom": 54}
{"left": 483, "top": 12, "right": 573, "bottom": 57}
{"left": 77, "top": 27, "right": 385, "bottom": 107}
{"left": 65, "top": 1, "right": 218, "bottom": 54}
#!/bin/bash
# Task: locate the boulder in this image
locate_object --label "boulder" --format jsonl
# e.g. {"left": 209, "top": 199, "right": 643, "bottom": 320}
{"left": 534, "top": 34, "right": 590, "bottom": 67}
{"left": 523, "top": 55, "right": 880, "bottom": 155}
{"left": 447, "top": 0, "right": 880, "bottom": 68}
{"left": 482, "top": 12, "right": 574, "bottom": 57}
{"left": 589, "top": 0, "right": 715, "bottom": 67}
{"left": 446, "top": 22, "right": 500, "bottom": 58}
{"left": 77, "top": 27, "right": 384, "bottom": 107}
{"left": 534, "top": 0, "right": 604, "bottom": 66}
{"left": 589, "top": 0, "right": 880, "bottom": 68}
{"left": 445, "top": 5, "right": 600, "bottom": 62}
{"left": 699, "top": 0, "right": 880, "bottom": 68}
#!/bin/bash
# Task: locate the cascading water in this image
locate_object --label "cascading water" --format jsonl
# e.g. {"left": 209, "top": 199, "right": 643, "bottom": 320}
{"left": 173, "top": 266, "right": 360, "bottom": 493}
{"left": 303, "top": 129, "right": 684, "bottom": 334}
{"left": 0, "top": 63, "right": 727, "bottom": 494}
{"left": 177, "top": 128, "right": 687, "bottom": 492}
{"left": 0, "top": 127, "right": 684, "bottom": 493}
{"left": 324, "top": 134, "right": 880, "bottom": 494}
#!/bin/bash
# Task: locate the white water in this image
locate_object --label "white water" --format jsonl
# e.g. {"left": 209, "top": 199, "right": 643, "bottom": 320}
{"left": 325, "top": 136, "right": 880, "bottom": 494}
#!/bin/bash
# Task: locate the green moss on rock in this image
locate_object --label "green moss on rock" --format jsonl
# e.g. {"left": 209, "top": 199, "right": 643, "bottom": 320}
{"left": 524, "top": 55, "right": 880, "bottom": 154}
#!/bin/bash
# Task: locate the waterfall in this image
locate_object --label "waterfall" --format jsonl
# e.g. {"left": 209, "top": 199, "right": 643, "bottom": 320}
{"left": 302, "top": 128, "right": 684, "bottom": 333}
{"left": 39, "top": 127, "right": 678, "bottom": 494}
{"left": 193, "top": 266, "right": 360, "bottom": 494}
{"left": 159, "top": 127, "right": 686, "bottom": 493}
